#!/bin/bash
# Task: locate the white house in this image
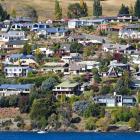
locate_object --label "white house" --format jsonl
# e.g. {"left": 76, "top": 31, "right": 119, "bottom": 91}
{"left": 0, "top": 84, "right": 34, "bottom": 97}
{"left": 4, "top": 66, "right": 33, "bottom": 78}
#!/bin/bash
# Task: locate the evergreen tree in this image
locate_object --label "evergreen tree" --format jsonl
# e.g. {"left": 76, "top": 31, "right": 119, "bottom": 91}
{"left": 67, "top": 2, "right": 88, "bottom": 18}
{"left": 55, "top": 0, "right": 62, "bottom": 20}
{"left": 81, "top": 2, "right": 88, "bottom": 17}
{"left": 134, "top": 0, "right": 140, "bottom": 18}
{"left": 118, "top": 4, "right": 129, "bottom": 15}
{"left": 93, "top": 0, "right": 102, "bottom": 17}
{"left": 11, "top": 8, "right": 16, "bottom": 18}
{"left": 0, "top": 4, "right": 9, "bottom": 21}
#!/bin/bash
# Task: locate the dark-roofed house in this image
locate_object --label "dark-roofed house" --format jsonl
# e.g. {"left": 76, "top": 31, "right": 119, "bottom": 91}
{"left": 4, "top": 40, "right": 26, "bottom": 50}
{"left": 0, "top": 84, "right": 34, "bottom": 97}
{"left": 94, "top": 94, "right": 136, "bottom": 107}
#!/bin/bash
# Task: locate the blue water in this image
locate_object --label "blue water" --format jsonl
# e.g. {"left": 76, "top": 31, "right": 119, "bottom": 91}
{"left": 0, "top": 132, "right": 140, "bottom": 140}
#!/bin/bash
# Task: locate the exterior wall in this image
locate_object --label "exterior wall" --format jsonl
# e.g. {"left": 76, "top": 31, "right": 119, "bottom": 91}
{"left": 4, "top": 67, "right": 28, "bottom": 78}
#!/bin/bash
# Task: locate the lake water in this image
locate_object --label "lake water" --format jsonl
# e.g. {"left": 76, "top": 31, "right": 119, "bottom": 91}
{"left": 0, "top": 132, "right": 140, "bottom": 140}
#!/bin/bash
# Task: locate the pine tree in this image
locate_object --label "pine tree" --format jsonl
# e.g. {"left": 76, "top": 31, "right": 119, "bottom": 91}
{"left": 134, "top": 0, "right": 140, "bottom": 18}
{"left": 118, "top": 4, "right": 129, "bottom": 15}
{"left": 0, "top": 4, "right": 9, "bottom": 21}
{"left": 11, "top": 8, "right": 16, "bottom": 18}
{"left": 80, "top": 0, "right": 84, "bottom": 7}
{"left": 129, "top": 4, "right": 134, "bottom": 16}
{"left": 81, "top": 0, "right": 88, "bottom": 17}
{"left": 55, "top": 0, "right": 62, "bottom": 20}
{"left": 93, "top": 0, "right": 102, "bottom": 17}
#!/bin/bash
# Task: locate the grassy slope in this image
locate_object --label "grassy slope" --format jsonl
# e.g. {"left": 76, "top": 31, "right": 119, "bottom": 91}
{"left": 1, "top": 0, "right": 136, "bottom": 21}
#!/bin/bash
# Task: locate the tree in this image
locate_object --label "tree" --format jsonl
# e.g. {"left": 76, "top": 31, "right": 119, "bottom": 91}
{"left": 70, "top": 42, "right": 83, "bottom": 53}
{"left": 41, "top": 77, "right": 58, "bottom": 92}
{"left": 129, "top": 118, "right": 138, "bottom": 130}
{"left": 0, "top": 4, "right": 9, "bottom": 21}
{"left": 94, "top": 74, "right": 102, "bottom": 83}
{"left": 11, "top": 8, "right": 16, "bottom": 18}
{"left": 92, "top": 68, "right": 98, "bottom": 75}
{"left": 22, "top": 42, "right": 32, "bottom": 55}
{"left": 96, "top": 117, "right": 111, "bottom": 131}
{"left": 129, "top": 4, "right": 134, "bottom": 16}
{"left": 26, "top": 6, "right": 38, "bottom": 22}
{"left": 85, "top": 117, "right": 96, "bottom": 130}
{"left": 118, "top": 4, "right": 129, "bottom": 15}
{"left": 55, "top": 0, "right": 62, "bottom": 20}
{"left": 100, "top": 85, "right": 110, "bottom": 95}
{"left": 67, "top": 2, "right": 88, "bottom": 18}
{"left": 30, "top": 96, "right": 56, "bottom": 128}
{"left": 93, "top": 0, "right": 102, "bottom": 17}
{"left": 134, "top": 0, "right": 140, "bottom": 18}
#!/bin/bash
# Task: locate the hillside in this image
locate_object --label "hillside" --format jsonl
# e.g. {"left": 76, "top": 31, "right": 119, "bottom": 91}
{"left": 1, "top": 0, "right": 136, "bottom": 21}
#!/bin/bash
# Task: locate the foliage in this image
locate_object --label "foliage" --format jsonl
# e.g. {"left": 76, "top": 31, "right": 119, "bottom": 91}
{"left": 93, "top": 0, "right": 102, "bottom": 17}
{"left": 18, "top": 95, "right": 30, "bottom": 113}
{"left": 70, "top": 42, "right": 83, "bottom": 53}
{"left": 115, "top": 71, "right": 132, "bottom": 95}
{"left": 94, "top": 74, "right": 102, "bottom": 83}
{"left": 134, "top": 0, "right": 140, "bottom": 18}
{"left": 129, "top": 118, "right": 138, "bottom": 130}
{"left": 0, "top": 4, "right": 9, "bottom": 21}
{"left": 22, "top": 42, "right": 32, "bottom": 55}
{"left": 67, "top": 2, "right": 88, "bottom": 18}
{"left": 41, "top": 77, "right": 58, "bottom": 92}
{"left": 83, "top": 103, "right": 105, "bottom": 118}
{"left": 113, "top": 107, "right": 133, "bottom": 122}
{"left": 11, "top": 8, "right": 16, "bottom": 18}
{"left": 96, "top": 117, "right": 111, "bottom": 131}
{"left": 73, "top": 100, "right": 89, "bottom": 116}
{"left": 0, "top": 95, "right": 18, "bottom": 107}
{"left": 118, "top": 4, "right": 129, "bottom": 15}
{"left": 85, "top": 117, "right": 96, "bottom": 130}
{"left": 92, "top": 68, "right": 98, "bottom": 75}
{"left": 18, "top": 72, "right": 60, "bottom": 87}
{"left": 100, "top": 85, "right": 110, "bottom": 95}
{"left": 55, "top": 0, "right": 62, "bottom": 20}
{"left": 30, "top": 95, "right": 56, "bottom": 128}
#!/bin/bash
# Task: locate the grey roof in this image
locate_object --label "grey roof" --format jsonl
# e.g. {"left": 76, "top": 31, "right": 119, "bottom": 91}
{"left": 0, "top": 84, "right": 34, "bottom": 90}
{"left": 6, "top": 40, "right": 26, "bottom": 45}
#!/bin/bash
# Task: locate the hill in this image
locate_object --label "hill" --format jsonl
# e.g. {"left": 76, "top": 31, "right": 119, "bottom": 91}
{"left": 1, "top": 0, "right": 136, "bottom": 21}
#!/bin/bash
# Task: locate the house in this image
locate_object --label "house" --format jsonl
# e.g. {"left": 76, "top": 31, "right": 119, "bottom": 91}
{"left": 4, "top": 65, "right": 33, "bottom": 78}
{"left": 10, "top": 23, "right": 32, "bottom": 30}
{"left": 0, "top": 31, "right": 27, "bottom": 42}
{"left": 61, "top": 53, "right": 82, "bottom": 63}
{"left": 13, "top": 59, "right": 38, "bottom": 68}
{"left": 40, "top": 62, "right": 69, "bottom": 74}
{"left": 2, "top": 40, "right": 26, "bottom": 50}
{"left": 1, "top": 20, "right": 11, "bottom": 32}
{"left": 103, "top": 43, "right": 136, "bottom": 54}
{"left": 53, "top": 81, "right": 81, "bottom": 97}
{"left": 68, "top": 19, "right": 106, "bottom": 29}
{"left": 0, "top": 84, "right": 34, "bottom": 97}
{"left": 119, "top": 29, "right": 140, "bottom": 40}
{"left": 117, "top": 14, "right": 138, "bottom": 22}
{"left": 5, "top": 54, "right": 35, "bottom": 63}
{"left": 69, "top": 62, "right": 86, "bottom": 75}
{"left": 33, "top": 48, "right": 54, "bottom": 57}
{"left": 93, "top": 93, "right": 136, "bottom": 107}
{"left": 31, "top": 23, "right": 50, "bottom": 31}
{"left": 103, "top": 60, "right": 130, "bottom": 77}
{"left": 77, "top": 61, "right": 100, "bottom": 71}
